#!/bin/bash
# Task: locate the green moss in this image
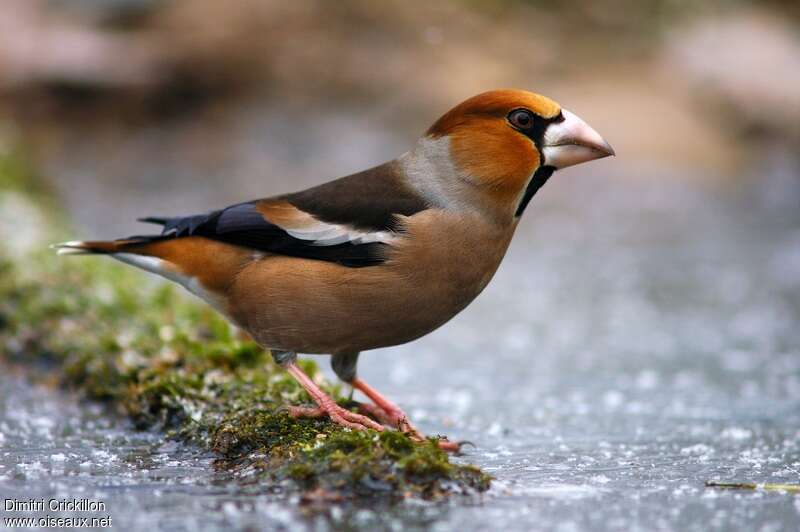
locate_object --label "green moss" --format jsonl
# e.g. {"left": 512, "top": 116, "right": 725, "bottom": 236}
{"left": 0, "top": 151, "right": 491, "bottom": 500}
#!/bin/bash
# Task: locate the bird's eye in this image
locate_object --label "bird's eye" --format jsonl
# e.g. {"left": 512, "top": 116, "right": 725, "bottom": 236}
{"left": 508, "top": 109, "right": 534, "bottom": 130}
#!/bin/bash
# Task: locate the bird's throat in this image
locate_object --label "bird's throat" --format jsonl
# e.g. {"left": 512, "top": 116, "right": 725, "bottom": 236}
{"left": 515, "top": 166, "right": 555, "bottom": 217}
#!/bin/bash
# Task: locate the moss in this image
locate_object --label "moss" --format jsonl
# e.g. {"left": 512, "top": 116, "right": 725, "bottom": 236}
{"left": 0, "top": 150, "right": 491, "bottom": 500}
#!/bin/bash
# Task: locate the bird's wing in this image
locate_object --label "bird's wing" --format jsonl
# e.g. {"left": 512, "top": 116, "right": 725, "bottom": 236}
{"left": 139, "top": 162, "right": 430, "bottom": 267}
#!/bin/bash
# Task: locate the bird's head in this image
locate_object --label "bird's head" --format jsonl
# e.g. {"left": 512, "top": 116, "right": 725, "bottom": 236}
{"left": 413, "top": 89, "right": 614, "bottom": 219}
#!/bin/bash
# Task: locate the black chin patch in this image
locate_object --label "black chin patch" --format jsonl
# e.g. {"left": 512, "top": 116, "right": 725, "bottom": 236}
{"left": 515, "top": 165, "right": 555, "bottom": 217}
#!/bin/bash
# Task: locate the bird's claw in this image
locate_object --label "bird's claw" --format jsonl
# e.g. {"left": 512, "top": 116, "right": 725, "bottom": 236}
{"left": 356, "top": 401, "right": 424, "bottom": 439}
{"left": 287, "top": 402, "right": 467, "bottom": 453}
{"left": 285, "top": 405, "right": 325, "bottom": 418}
{"left": 355, "top": 401, "right": 466, "bottom": 453}
{"left": 436, "top": 438, "right": 472, "bottom": 454}
{"left": 288, "top": 402, "right": 384, "bottom": 432}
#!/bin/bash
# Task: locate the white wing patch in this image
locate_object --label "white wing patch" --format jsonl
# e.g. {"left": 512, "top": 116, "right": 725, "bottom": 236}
{"left": 273, "top": 208, "right": 399, "bottom": 247}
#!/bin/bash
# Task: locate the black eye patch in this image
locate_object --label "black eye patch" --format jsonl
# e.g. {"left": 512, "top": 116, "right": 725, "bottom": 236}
{"left": 507, "top": 108, "right": 563, "bottom": 150}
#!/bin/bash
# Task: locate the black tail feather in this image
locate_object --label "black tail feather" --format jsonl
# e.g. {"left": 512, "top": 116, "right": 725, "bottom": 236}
{"left": 138, "top": 216, "right": 169, "bottom": 226}
{"left": 138, "top": 212, "right": 220, "bottom": 236}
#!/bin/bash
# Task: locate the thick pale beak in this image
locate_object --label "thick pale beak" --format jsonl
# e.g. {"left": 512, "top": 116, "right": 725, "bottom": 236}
{"left": 541, "top": 109, "right": 615, "bottom": 169}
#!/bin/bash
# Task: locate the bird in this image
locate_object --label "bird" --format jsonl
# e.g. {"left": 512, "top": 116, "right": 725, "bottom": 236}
{"left": 54, "top": 89, "right": 614, "bottom": 451}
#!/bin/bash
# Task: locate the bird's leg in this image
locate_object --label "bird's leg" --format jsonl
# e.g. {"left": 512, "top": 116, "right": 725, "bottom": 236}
{"left": 330, "top": 353, "right": 459, "bottom": 451}
{"left": 272, "top": 350, "right": 384, "bottom": 431}
{"left": 350, "top": 377, "right": 461, "bottom": 452}
{"left": 331, "top": 353, "right": 414, "bottom": 432}
{"left": 350, "top": 377, "right": 421, "bottom": 437}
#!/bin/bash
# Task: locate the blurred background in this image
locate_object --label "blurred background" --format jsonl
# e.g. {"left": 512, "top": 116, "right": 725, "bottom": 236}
{"left": 1, "top": 1, "right": 800, "bottom": 530}
{"left": 0, "top": 0, "right": 797, "bottom": 233}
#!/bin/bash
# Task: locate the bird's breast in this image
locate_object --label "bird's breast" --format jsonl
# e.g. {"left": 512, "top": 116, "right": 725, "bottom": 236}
{"left": 386, "top": 209, "right": 513, "bottom": 311}
{"left": 229, "top": 210, "right": 514, "bottom": 354}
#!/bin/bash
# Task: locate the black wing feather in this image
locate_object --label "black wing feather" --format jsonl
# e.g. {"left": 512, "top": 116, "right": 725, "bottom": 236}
{"left": 136, "top": 162, "right": 429, "bottom": 268}
{"left": 139, "top": 202, "right": 387, "bottom": 267}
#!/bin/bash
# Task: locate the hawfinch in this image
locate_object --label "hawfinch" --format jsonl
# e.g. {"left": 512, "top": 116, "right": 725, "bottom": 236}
{"left": 56, "top": 89, "right": 614, "bottom": 450}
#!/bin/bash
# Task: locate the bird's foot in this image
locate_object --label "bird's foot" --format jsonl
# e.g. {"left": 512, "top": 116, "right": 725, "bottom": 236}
{"left": 435, "top": 438, "right": 467, "bottom": 453}
{"left": 352, "top": 381, "right": 464, "bottom": 453}
{"left": 355, "top": 401, "right": 420, "bottom": 436}
{"left": 282, "top": 360, "right": 384, "bottom": 431}
{"left": 287, "top": 401, "right": 384, "bottom": 432}
{"left": 290, "top": 401, "right": 463, "bottom": 452}
{"left": 281, "top": 362, "right": 463, "bottom": 450}
{"left": 356, "top": 403, "right": 463, "bottom": 452}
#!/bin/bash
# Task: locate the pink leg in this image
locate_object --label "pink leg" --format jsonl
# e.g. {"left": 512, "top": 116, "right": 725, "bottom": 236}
{"left": 351, "top": 378, "right": 420, "bottom": 434}
{"left": 355, "top": 402, "right": 399, "bottom": 427}
{"left": 286, "top": 405, "right": 326, "bottom": 418}
{"left": 284, "top": 361, "right": 384, "bottom": 432}
{"left": 352, "top": 378, "right": 461, "bottom": 452}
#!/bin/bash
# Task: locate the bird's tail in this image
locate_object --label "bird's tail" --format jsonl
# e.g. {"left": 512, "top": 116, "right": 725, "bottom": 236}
{"left": 53, "top": 214, "right": 176, "bottom": 256}
{"left": 51, "top": 238, "right": 155, "bottom": 256}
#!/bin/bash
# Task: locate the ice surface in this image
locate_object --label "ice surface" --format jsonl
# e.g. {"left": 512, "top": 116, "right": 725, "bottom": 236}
{"left": 2, "top": 161, "right": 799, "bottom": 531}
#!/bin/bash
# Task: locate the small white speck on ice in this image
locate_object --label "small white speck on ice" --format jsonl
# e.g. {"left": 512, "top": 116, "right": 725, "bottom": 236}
{"left": 603, "top": 390, "right": 625, "bottom": 409}
{"left": 518, "top": 483, "right": 604, "bottom": 500}
{"left": 635, "top": 370, "right": 659, "bottom": 390}
{"left": 487, "top": 422, "right": 503, "bottom": 437}
{"left": 720, "top": 427, "right": 753, "bottom": 441}
{"left": 680, "top": 443, "right": 714, "bottom": 460}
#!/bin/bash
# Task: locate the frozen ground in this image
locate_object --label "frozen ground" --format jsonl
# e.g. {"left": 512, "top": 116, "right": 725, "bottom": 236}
{"left": 2, "top": 146, "right": 800, "bottom": 530}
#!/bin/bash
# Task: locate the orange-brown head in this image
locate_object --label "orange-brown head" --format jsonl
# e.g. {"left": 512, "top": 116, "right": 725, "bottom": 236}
{"left": 424, "top": 89, "right": 614, "bottom": 217}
